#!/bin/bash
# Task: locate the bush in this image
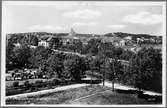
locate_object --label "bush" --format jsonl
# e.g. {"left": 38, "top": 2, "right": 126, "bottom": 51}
{"left": 13, "top": 81, "right": 19, "bottom": 87}
{"left": 47, "top": 80, "right": 54, "bottom": 89}
{"left": 24, "top": 80, "right": 31, "bottom": 90}
{"left": 6, "top": 88, "right": 24, "bottom": 96}
{"left": 52, "top": 78, "right": 61, "bottom": 86}
{"left": 34, "top": 80, "right": 43, "bottom": 88}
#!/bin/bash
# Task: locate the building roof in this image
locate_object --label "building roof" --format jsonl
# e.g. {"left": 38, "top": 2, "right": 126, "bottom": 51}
{"left": 40, "top": 35, "right": 62, "bottom": 41}
{"left": 40, "top": 35, "right": 53, "bottom": 40}
{"left": 124, "top": 36, "right": 132, "bottom": 40}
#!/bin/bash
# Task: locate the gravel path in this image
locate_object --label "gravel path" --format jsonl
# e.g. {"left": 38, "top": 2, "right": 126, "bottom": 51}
{"left": 6, "top": 79, "right": 161, "bottom": 100}
{"left": 101, "top": 81, "right": 162, "bottom": 96}
{"left": 6, "top": 83, "right": 88, "bottom": 100}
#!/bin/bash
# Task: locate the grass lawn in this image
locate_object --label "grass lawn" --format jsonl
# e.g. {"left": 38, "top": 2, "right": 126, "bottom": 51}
{"left": 6, "top": 85, "right": 161, "bottom": 105}
{"left": 69, "top": 90, "right": 158, "bottom": 105}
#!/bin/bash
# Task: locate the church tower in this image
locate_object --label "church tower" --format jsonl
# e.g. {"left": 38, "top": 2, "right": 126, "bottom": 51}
{"left": 69, "top": 28, "right": 76, "bottom": 36}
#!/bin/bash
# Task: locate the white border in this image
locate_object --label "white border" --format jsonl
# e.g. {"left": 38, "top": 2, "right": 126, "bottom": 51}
{"left": 2, "top": 1, "right": 165, "bottom": 6}
{"left": 1, "top": 2, "right": 7, "bottom": 106}
{"left": 1, "top": 1, "right": 166, "bottom": 107}
{"left": 162, "top": 2, "right": 166, "bottom": 107}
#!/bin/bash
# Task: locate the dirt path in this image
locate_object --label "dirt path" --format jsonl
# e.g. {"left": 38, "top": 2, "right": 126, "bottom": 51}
{"left": 84, "top": 76, "right": 162, "bottom": 96}
{"left": 101, "top": 81, "right": 162, "bottom": 96}
{"left": 6, "top": 83, "right": 89, "bottom": 100}
{"left": 6, "top": 79, "right": 161, "bottom": 100}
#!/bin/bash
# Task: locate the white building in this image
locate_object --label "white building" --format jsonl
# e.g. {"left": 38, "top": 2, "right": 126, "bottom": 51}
{"left": 119, "top": 40, "right": 126, "bottom": 46}
{"left": 38, "top": 35, "right": 53, "bottom": 47}
{"left": 38, "top": 40, "right": 49, "bottom": 47}
{"left": 124, "top": 36, "right": 132, "bottom": 40}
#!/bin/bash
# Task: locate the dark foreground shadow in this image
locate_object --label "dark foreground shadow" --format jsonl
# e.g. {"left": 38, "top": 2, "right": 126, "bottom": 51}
{"left": 78, "top": 79, "right": 102, "bottom": 84}
{"left": 115, "top": 89, "right": 162, "bottom": 103}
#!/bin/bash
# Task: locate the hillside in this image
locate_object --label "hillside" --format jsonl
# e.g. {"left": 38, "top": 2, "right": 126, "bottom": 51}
{"left": 6, "top": 32, "right": 162, "bottom": 40}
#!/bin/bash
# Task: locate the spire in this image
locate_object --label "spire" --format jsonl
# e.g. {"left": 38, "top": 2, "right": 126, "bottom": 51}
{"left": 69, "top": 28, "right": 76, "bottom": 36}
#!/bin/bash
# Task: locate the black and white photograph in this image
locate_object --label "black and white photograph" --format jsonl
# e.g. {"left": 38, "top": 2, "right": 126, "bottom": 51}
{"left": 1, "top": 1, "right": 166, "bottom": 107}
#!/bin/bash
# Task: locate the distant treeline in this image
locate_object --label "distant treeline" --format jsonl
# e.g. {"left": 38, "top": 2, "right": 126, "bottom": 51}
{"left": 7, "top": 32, "right": 162, "bottom": 40}
{"left": 105, "top": 32, "right": 162, "bottom": 41}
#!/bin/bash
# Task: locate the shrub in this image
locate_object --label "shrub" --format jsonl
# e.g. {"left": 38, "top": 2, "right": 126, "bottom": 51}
{"left": 24, "top": 80, "right": 31, "bottom": 90}
{"left": 47, "top": 80, "right": 54, "bottom": 89}
{"left": 34, "top": 80, "right": 43, "bottom": 88}
{"left": 6, "top": 88, "right": 24, "bottom": 96}
{"left": 30, "top": 84, "right": 37, "bottom": 92}
{"left": 52, "top": 78, "right": 61, "bottom": 86}
{"left": 13, "top": 81, "right": 19, "bottom": 88}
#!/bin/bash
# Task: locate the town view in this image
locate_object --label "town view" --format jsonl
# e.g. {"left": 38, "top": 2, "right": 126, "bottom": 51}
{"left": 3, "top": 1, "right": 164, "bottom": 106}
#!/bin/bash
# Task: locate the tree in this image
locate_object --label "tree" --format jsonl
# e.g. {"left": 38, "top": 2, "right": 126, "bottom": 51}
{"left": 120, "top": 49, "right": 135, "bottom": 61}
{"left": 29, "top": 46, "right": 52, "bottom": 68}
{"left": 6, "top": 38, "right": 15, "bottom": 70}
{"left": 98, "top": 42, "right": 115, "bottom": 58}
{"left": 11, "top": 44, "right": 31, "bottom": 68}
{"left": 28, "top": 46, "right": 52, "bottom": 78}
{"left": 29, "top": 35, "right": 38, "bottom": 46}
{"left": 129, "top": 47, "right": 162, "bottom": 92}
{"left": 73, "top": 40, "right": 83, "bottom": 53}
{"left": 63, "top": 55, "right": 86, "bottom": 81}
{"left": 90, "top": 54, "right": 107, "bottom": 86}
{"left": 49, "top": 37, "right": 62, "bottom": 50}
{"left": 107, "top": 58, "right": 124, "bottom": 91}
{"left": 87, "top": 38, "right": 101, "bottom": 55}
{"left": 45, "top": 53, "right": 64, "bottom": 78}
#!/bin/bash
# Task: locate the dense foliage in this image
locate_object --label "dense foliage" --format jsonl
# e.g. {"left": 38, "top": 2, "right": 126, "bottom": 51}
{"left": 6, "top": 33, "right": 162, "bottom": 93}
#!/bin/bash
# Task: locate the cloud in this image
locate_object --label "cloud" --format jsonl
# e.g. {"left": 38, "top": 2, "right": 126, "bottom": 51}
{"left": 29, "top": 25, "right": 65, "bottom": 32}
{"left": 122, "top": 11, "right": 162, "bottom": 25}
{"left": 107, "top": 24, "right": 126, "bottom": 29}
{"left": 72, "top": 22, "right": 97, "bottom": 26}
{"left": 63, "top": 9, "right": 101, "bottom": 19}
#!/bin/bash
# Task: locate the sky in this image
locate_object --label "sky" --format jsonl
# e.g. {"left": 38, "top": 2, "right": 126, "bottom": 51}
{"left": 2, "top": 1, "right": 165, "bottom": 36}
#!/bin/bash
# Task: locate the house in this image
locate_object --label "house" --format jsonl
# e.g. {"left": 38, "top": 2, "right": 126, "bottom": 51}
{"left": 137, "top": 38, "right": 144, "bottom": 45}
{"left": 38, "top": 35, "right": 62, "bottom": 48}
{"left": 13, "top": 43, "right": 21, "bottom": 48}
{"left": 112, "top": 36, "right": 124, "bottom": 47}
{"left": 6, "top": 73, "right": 13, "bottom": 81}
{"left": 119, "top": 40, "right": 126, "bottom": 46}
{"left": 124, "top": 36, "right": 132, "bottom": 40}
{"left": 130, "top": 46, "right": 142, "bottom": 53}
{"left": 123, "top": 36, "right": 136, "bottom": 46}
{"left": 38, "top": 35, "right": 52, "bottom": 47}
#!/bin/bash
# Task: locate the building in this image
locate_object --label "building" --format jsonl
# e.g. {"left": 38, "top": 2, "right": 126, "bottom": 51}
{"left": 38, "top": 39, "right": 49, "bottom": 47}
{"left": 38, "top": 35, "right": 62, "bottom": 48}
{"left": 124, "top": 36, "right": 132, "bottom": 40}
{"left": 119, "top": 40, "right": 126, "bottom": 46}
{"left": 61, "top": 28, "right": 81, "bottom": 45}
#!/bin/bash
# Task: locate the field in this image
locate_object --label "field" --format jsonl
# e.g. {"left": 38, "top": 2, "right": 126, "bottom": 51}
{"left": 6, "top": 85, "right": 161, "bottom": 105}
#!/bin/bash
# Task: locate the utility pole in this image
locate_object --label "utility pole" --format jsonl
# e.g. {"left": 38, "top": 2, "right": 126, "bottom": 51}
{"left": 102, "top": 66, "right": 105, "bottom": 86}
{"left": 112, "top": 59, "right": 115, "bottom": 91}
{"left": 139, "top": 53, "right": 142, "bottom": 91}
{"left": 102, "top": 58, "right": 107, "bottom": 87}
{"left": 91, "top": 67, "right": 94, "bottom": 87}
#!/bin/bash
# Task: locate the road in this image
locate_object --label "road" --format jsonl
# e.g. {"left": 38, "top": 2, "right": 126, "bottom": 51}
{"left": 84, "top": 76, "right": 162, "bottom": 96}
{"left": 102, "top": 81, "right": 162, "bottom": 96}
{"left": 6, "top": 78, "right": 161, "bottom": 100}
{"left": 6, "top": 83, "right": 88, "bottom": 100}
{"left": 53, "top": 49, "right": 129, "bottom": 66}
